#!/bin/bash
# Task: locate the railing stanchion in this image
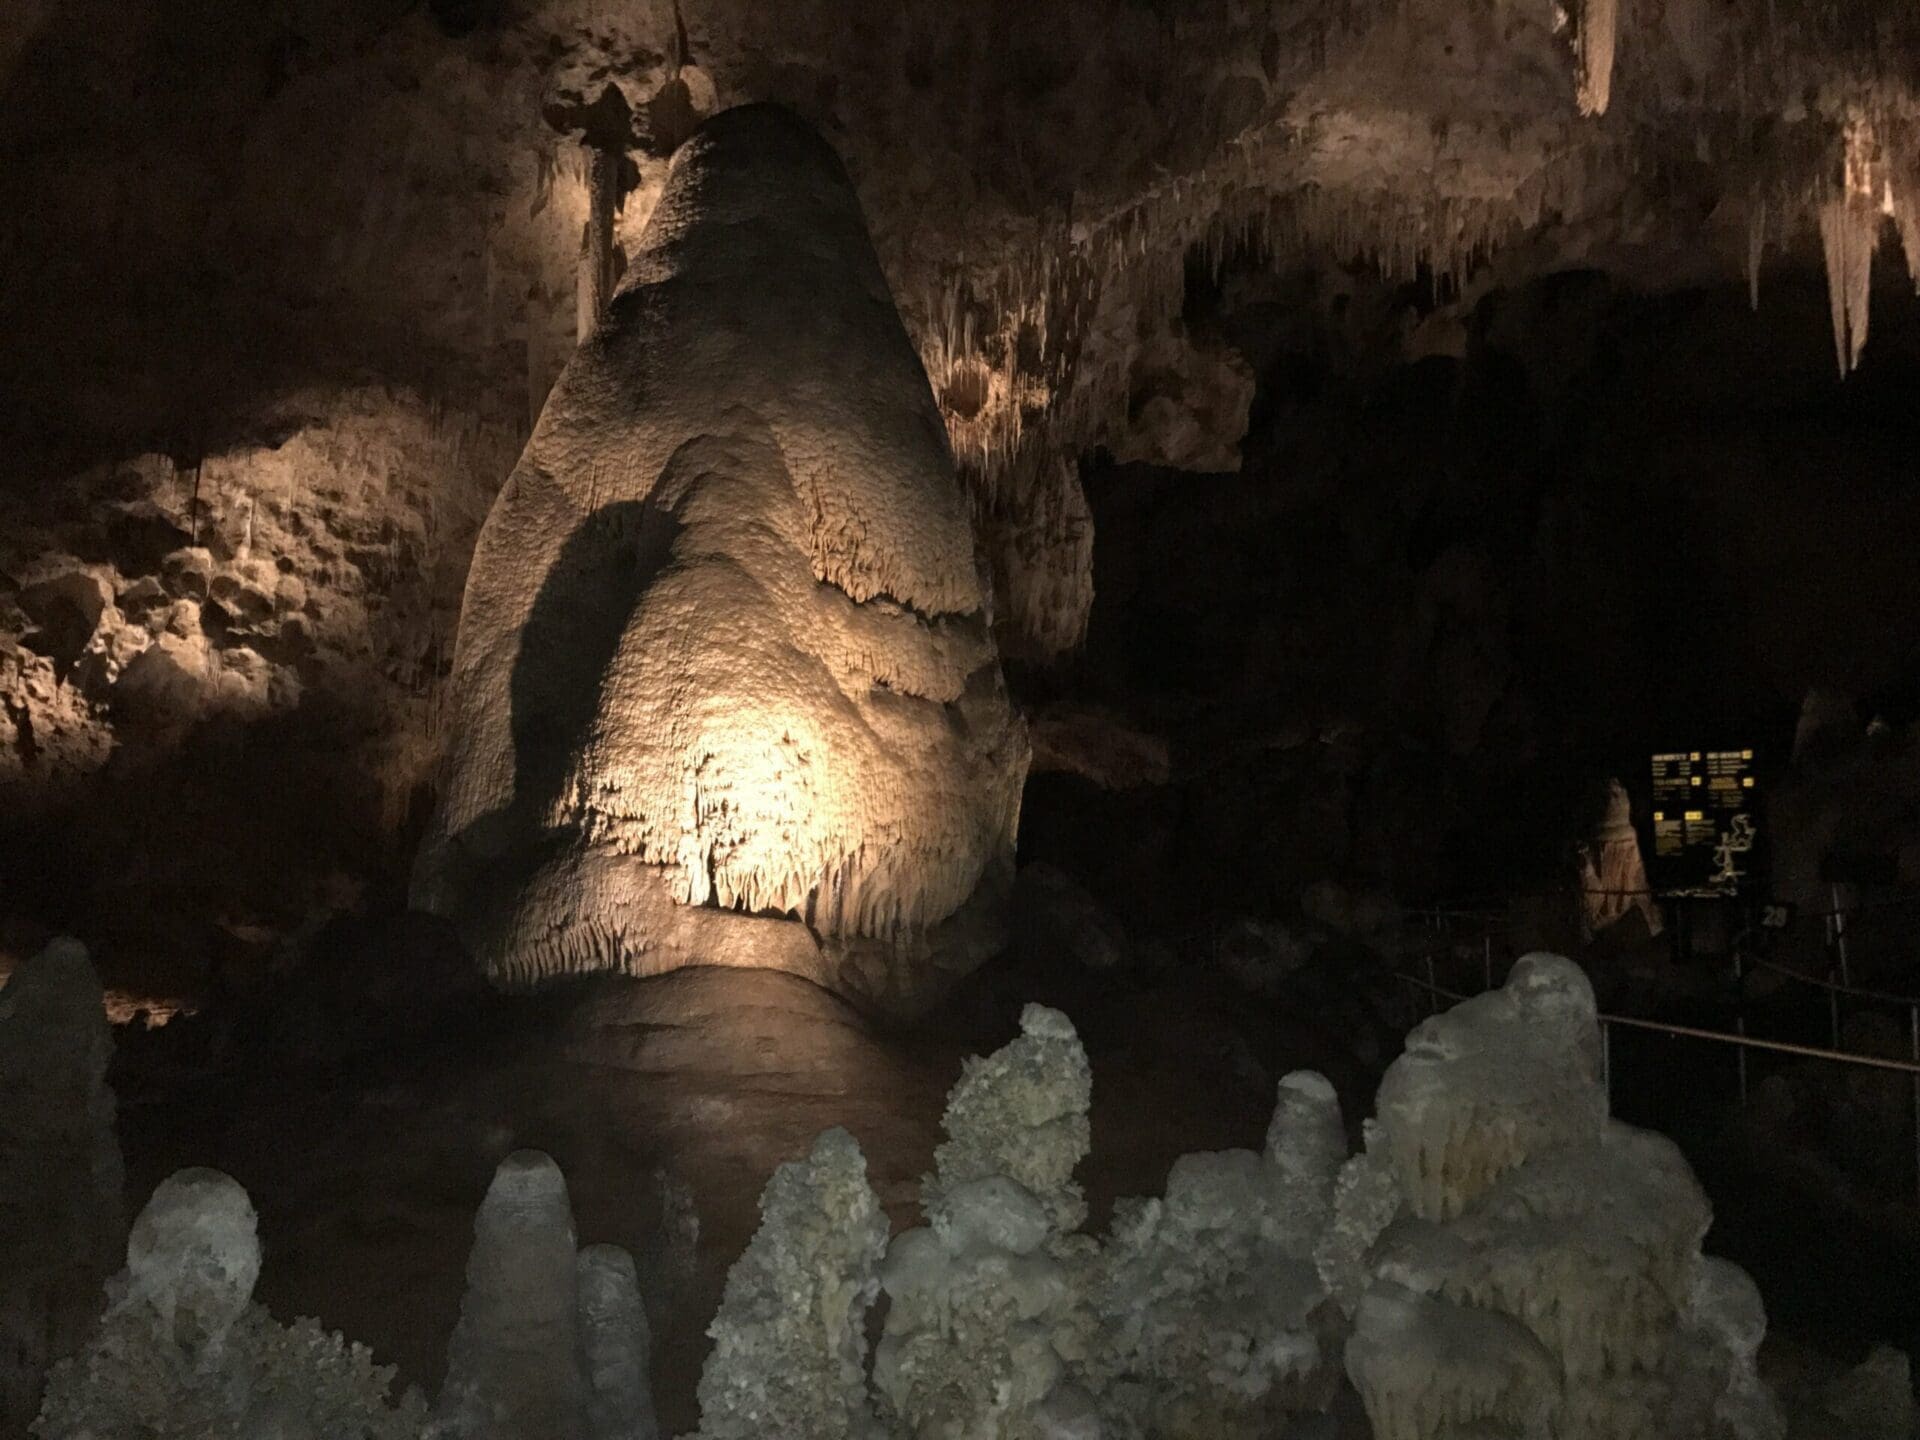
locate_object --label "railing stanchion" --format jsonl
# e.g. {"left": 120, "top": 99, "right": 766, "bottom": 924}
{"left": 1910, "top": 1005, "right": 1919, "bottom": 1206}
{"left": 1733, "top": 949, "right": 1748, "bottom": 1104}
{"left": 1832, "top": 883, "right": 1853, "bottom": 989}
{"left": 1483, "top": 935, "right": 1493, "bottom": 992}
{"left": 1602, "top": 1019, "right": 1612, "bottom": 1105}
{"left": 1425, "top": 954, "right": 1438, "bottom": 1017}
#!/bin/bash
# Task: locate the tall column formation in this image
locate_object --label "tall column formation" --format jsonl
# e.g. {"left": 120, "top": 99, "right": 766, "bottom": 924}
{"left": 0, "top": 939, "right": 123, "bottom": 1435}
{"left": 414, "top": 104, "right": 1028, "bottom": 1015}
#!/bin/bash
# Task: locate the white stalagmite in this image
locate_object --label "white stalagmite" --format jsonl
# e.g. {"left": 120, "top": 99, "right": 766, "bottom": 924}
{"left": 430, "top": 1151, "right": 585, "bottom": 1440}
{"left": 1264, "top": 1070, "right": 1349, "bottom": 1237}
{"left": 116, "top": 1169, "right": 262, "bottom": 1364}
{"left": 576, "top": 1244, "right": 659, "bottom": 1440}
{"left": 694, "top": 1128, "right": 889, "bottom": 1440}
{"left": 874, "top": 1006, "right": 1102, "bottom": 1439}
{"left": 34, "top": 1169, "right": 421, "bottom": 1440}
{"left": 1091, "top": 1072, "right": 1349, "bottom": 1439}
{"left": 0, "top": 938, "right": 124, "bottom": 1434}
{"left": 1372, "top": 953, "right": 1606, "bottom": 1222}
{"left": 1576, "top": 0, "right": 1619, "bottom": 117}
{"left": 416, "top": 103, "right": 1028, "bottom": 1015}
{"left": 925, "top": 1003, "right": 1094, "bottom": 1233}
{"left": 1340, "top": 955, "right": 1785, "bottom": 1440}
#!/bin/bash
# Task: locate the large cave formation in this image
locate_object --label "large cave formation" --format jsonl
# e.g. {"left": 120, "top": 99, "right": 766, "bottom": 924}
{"left": 7, "top": 0, "right": 1920, "bottom": 999}
{"left": 8, "top": 1, "right": 1920, "bottom": 1434}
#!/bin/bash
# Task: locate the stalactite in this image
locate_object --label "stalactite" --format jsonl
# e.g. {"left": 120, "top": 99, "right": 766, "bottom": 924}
{"left": 1819, "top": 117, "right": 1885, "bottom": 378}
{"left": 1886, "top": 120, "right": 1920, "bottom": 293}
{"left": 1576, "top": 0, "right": 1618, "bottom": 118}
{"left": 1818, "top": 195, "right": 1874, "bottom": 376}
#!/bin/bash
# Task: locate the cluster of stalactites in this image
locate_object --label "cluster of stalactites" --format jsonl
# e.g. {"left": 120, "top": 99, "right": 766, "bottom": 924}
{"left": 1747, "top": 108, "right": 1920, "bottom": 378}
{"left": 972, "top": 452, "right": 1095, "bottom": 663}
{"left": 916, "top": 122, "right": 1580, "bottom": 503}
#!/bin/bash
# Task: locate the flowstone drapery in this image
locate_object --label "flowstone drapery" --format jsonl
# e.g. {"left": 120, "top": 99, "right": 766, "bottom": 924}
{"left": 415, "top": 103, "right": 1027, "bottom": 1016}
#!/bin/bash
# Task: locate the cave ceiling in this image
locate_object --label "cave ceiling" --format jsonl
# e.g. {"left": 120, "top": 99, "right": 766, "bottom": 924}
{"left": 4, "top": 0, "right": 1920, "bottom": 481}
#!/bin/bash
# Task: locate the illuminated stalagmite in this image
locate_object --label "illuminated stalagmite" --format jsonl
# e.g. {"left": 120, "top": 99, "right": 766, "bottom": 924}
{"left": 415, "top": 105, "right": 1028, "bottom": 1013}
{"left": 1335, "top": 956, "right": 1785, "bottom": 1440}
{"left": 1579, "top": 779, "right": 1662, "bottom": 937}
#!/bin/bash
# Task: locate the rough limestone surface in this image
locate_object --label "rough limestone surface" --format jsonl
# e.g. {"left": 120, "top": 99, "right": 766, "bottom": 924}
{"left": 1338, "top": 954, "right": 1785, "bottom": 1440}
{"left": 924, "top": 1003, "right": 1093, "bottom": 1234}
{"left": 430, "top": 1150, "right": 586, "bottom": 1440}
{"left": 1091, "top": 1072, "right": 1348, "bottom": 1439}
{"left": 415, "top": 102, "right": 1027, "bottom": 1015}
{"left": 694, "top": 1127, "right": 890, "bottom": 1440}
{"left": 34, "top": 1168, "right": 421, "bottom": 1440}
{"left": 0, "top": 937, "right": 124, "bottom": 1435}
{"left": 875, "top": 1006, "right": 1101, "bottom": 1440}
{"left": 577, "top": 1243, "right": 660, "bottom": 1440}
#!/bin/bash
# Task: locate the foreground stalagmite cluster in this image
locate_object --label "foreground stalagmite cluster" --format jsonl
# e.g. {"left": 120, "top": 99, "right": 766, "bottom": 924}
{"left": 684, "top": 964, "right": 1780, "bottom": 1440}
{"left": 415, "top": 104, "right": 1027, "bottom": 1016}
{"left": 22, "top": 956, "right": 1795, "bottom": 1439}
{"left": 35, "top": 1152, "right": 658, "bottom": 1440}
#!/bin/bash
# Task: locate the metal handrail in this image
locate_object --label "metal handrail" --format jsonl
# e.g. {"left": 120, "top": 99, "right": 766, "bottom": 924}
{"left": 1599, "top": 1012, "right": 1920, "bottom": 1075}
{"left": 1394, "top": 971, "right": 1920, "bottom": 1075}
{"left": 1747, "top": 953, "right": 1920, "bottom": 1009}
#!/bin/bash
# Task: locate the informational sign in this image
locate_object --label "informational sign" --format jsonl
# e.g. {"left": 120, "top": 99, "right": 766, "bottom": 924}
{"left": 1648, "top": 748, "right": 1759, "bottom": 896}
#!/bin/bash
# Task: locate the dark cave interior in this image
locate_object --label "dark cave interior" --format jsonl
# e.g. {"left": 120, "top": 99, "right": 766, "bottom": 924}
{"left": 9, "top": 2, "right": 1920, "bottom": 1437}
